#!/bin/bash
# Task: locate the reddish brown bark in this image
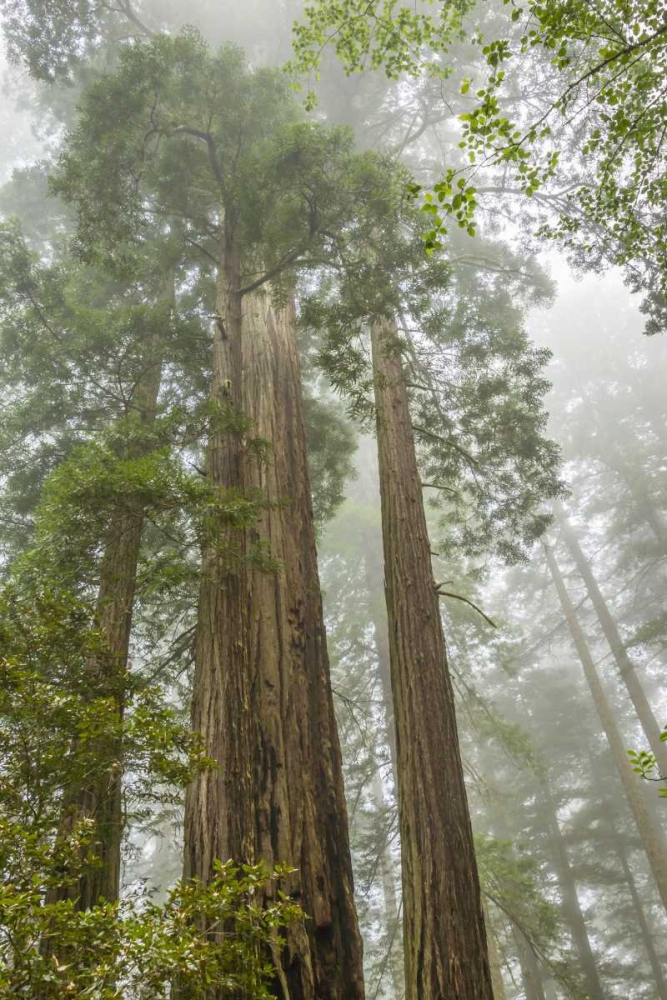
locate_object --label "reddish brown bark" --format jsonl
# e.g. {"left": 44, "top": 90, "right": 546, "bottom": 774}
{"left": 184, "top": 258, "right": 364, "bottom": 999}
{"left": 371, "top": 316, "right": 493, "bottom": 1000}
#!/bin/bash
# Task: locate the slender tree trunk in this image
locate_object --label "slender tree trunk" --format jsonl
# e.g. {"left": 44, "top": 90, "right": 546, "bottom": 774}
{"left": 483, "top": 908, "right": 507, "bottom": 1000}
{"left": 367, "top": 542, "right": 403, "bottom": 997}
{"left": 47, "top": 272, "right": 171, "bottom": 911}
{"left": 370, "top": 772, "right": 404, "bottom": 1000}
{"left": 544, "top": 542, "right": 667, "bottom": 911}
{"left": 371, "top": 316, "right": 493, "bottom": 1000}
{"left": 542, "top": 975, "right": 559, "bottom": 1000}
{"left": 366, "top": 542, "right": 398, "bottom": 792}
{"left": 601, "top": 804, "right": 667, "bottom": 998}
{"left": 184, "top": 264, "right": 365, "bottom": 999}
{"left": 539, "top": 775, "right": 605, "bottom": 1000}
{"left": 513, "top": 927, "right": 546, "bottom": 1000}
{"left": 555, "top": 503, "right": 667, "bottom": 774}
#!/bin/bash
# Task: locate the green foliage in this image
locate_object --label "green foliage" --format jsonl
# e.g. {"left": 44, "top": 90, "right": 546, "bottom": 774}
{"left": 0, "top": 582, "right": 301, "bottom": 995}
{"left": 0, "top": 586, "right": 210, "bottom": 828}
{"left": 53, "top": 31, "right": 388, "bottom": 285}
{"left": 476, "top": 835, "right": 586, "bottom": 996}
{"left": 1, "top": 838, "right": 300, "bottom": 999}
{"left": 0, "top": 0, "right": 153, "bottom": 81}
{"left": 289, "top": 0, "right": 470, "bottom": 109}
{"left": 291, "top": 0, "right": 667, "bottom": 288}
{"left": 0, "top": 220, "right": 207, "bottom": 559}
{"left": 303, "top": 223, "right": 564, "bottom": 565}
{"left": 476, "top": 834, "right": 557, "bottom": 939}
{"left": 303, "top": 395, "right": 357, "bottom": 527}
{"left": 628, "top": 733, "right": 667, "bottom": 798}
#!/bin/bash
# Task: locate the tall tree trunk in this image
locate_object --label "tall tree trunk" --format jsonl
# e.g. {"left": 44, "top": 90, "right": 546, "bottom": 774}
{"left": 371, "top": 316, "right": 493, "bottom": 1000}
{"left": 47, "top": 271, "right": 171, "bottom": 911}
{"left": 483, "top": 907, "right": 507, "bottom": 1000}
{"left": 184, "top": 236, "right": 256, "bottom": 875}
{"left": 601, "top": 803, "right": 667, "bottom": 999}
{"left": 544, "top": 542, "right": 667, "bottom": 911}
{"left": 184, "top": 263, "right": 364, "bottom": 999}
{"left": 513, "top": 927, "right": 546, "bottom": 1000}
{"left": 370, "top": 771, "right": 404, "bottom": 1000}
{"left": 367, "top": 541, "right": 403, "bottom": 997}
{"left": 366, "top": 541, "right": 398, "bottom": 794}
{"left": 243, "top": 287, "right": 364, "bottom": 998}
{"left": 554, "top": 503, "right": 667, "bottom": 774}
{"left": 539, "top": 775, "right": 604, "bottom": 1000}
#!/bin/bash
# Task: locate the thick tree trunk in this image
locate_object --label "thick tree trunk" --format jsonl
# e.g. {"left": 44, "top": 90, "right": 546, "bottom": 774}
{"left": 544, "top": 542, "right": 667, "bottom": 911}
{"left": 243, "top": 288, "right": 364, "bottom": 999}
{"left": 184, "top": 266, "right": 364, "bottom": 999}
{"left": 555, "top": 503, "right": 667, "bottom": 774}
{"left": 184, "top": 237, "right": 256, "bottom": 874}
{"left": 47, "top": 272, "right": 171, "bottom": 911}
{"left": 539, "top": 776, "right": 604, "bottom": 1000}
{"left": 370, "top": 316, "right": 493, "bottom": 1000}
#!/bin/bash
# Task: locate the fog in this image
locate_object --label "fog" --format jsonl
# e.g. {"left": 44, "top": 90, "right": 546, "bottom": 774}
{"left": 0, "top": 2, "right": 665, "bottom": 998}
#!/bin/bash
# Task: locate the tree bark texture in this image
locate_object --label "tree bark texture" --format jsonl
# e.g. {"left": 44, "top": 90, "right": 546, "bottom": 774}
{"left": 371, "top": 316, "right": 493, "bottom": 1000}
{"left": 184, "top": 237, "right": 256, "bottom": 873}
{"left": 184, "top": 257, "right": 364, "bottom": 999}
{"left": 555, "top": 503, "right": 667, "bottom": 775}
{"left": 545, "top": 542, "right": 667, "bottom": 911}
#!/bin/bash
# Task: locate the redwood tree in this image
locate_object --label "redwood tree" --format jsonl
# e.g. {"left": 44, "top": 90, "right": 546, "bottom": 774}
{"left": 55, "top": 33, "right": 375, "bottom": 995}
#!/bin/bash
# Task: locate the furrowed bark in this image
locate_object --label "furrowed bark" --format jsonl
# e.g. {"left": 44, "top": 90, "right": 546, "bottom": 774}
{"left": 370, "top": 315, "right": 493, "bottom": 1000}
{"left": 184, "top": 234, "right": 256, "bottom": 875}
{"left": 242, "top": 287, "right": 364, "bottom": 999}
{"left": 555, "top": 503, "right": 667, "bottom": 775}
{"left": 544, "top": 542, "right": 667, "bottom": 911}
{"left": 184, "top": 269, "right": 365, "bottom": 999}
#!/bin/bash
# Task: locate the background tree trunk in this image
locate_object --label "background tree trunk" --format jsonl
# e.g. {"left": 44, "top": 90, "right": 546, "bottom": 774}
{"left": 555, "top": 504, "right": 667, "bottom": 774}
{"left": 544, "top": 542, "right": 667, "bottom": 911}
{"left": 602, "top": 804, "right": 667, "bottom": 999}
{"left": 539, "top": 778, "right": 604, "bottom": 1000}
{"left": 514, "top": 927, "right": 546, "bottom": 1000}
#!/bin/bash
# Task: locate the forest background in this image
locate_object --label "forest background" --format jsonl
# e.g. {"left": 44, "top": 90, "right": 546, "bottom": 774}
{"left": 0, "top": 1, "right": 665, "bottom": 999}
